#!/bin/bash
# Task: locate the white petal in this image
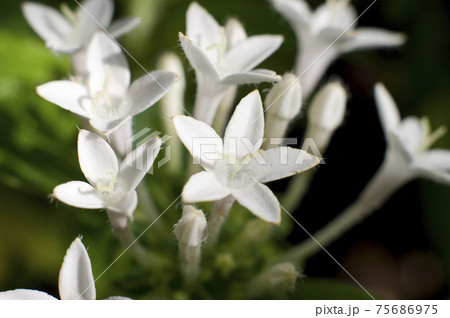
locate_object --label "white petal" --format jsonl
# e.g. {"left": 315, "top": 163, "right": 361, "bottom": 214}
{"left": 108, "top": 17, "right": 141, "bottom": 38}
{"left": 59, "top": 238, "right": 96, "bottom": 300}
{"left": 172, "top": 115, "right": 223, "bottom": 170}
{"left": 413, "top": 149, "right": 450, "bottom": 185}
{"left": 374, "top": 83, "right": 401, "bottom": 135}
{"left": 220, "top": 35, "right": 283, "bottom": 76}
{"left": 21, "top": 2, "right": 78, "bottom": 53}
{"left": 89, "top": 118, "right": 124, "bottom": 134}
{"left": 106, "top": 191, "right": 138, "bottom": 217}
{"left": 221, "top": 70, "right": 281, "bottom": 85}
{"left": 78, "top": 130, "right": 119, "bottom": 186}
{"left": 397, "top": 117, "right": 425, "bottom": 154}
{"left": 104, "top": 296, "right": 133, "bottom": 300}
{"left": 37, "top": 81, "right": 90, "bottom": 118}
{"left": 77, "top": 0, "right": 114, "bottom": 44}
{"left": 271, "top": 0, "right": 311, "bottom": 30}
{"left": 231, "top": 182, "right": 280, "bottom": 224}
{"left": 340, "top": 28, "right": 406, "bottom": 53}
{"left": 225, "top": 18, "right": 247, "bottom": 50}
{"left": 127, "top": 71, "right": 178, "bottom": 116}
{"left": 118, "top": 137, "right": 162, "bottom": 192}
{"left": 250, "top": 147, "right": 320, "bottom": 183}
{"left": 87, "top": 32, "right": 130, "bottom": 98}
{"left": 179, "top": 33, "right": 221, "bottom": 82}
{"left": 53, "top": 181, "right": 104, "bottom": 209}
{"left": 311, "top": 1, "right": 357, "bottom": 34}
{"left": 182, "top": 171, "right": 231, "bottom": 202}
{"left": 224, "top": 90, "right": 264, "bottom": 160}
{"left": 0, "top": 289, "right": 57, "bottom": 300}
{"left": 186, "top": 2, "right": 222, "bottom": 50}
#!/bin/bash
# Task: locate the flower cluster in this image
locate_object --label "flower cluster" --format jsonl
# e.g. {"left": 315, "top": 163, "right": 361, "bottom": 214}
{"left": 2, "top": 0, "right": 448, "bottom": 300}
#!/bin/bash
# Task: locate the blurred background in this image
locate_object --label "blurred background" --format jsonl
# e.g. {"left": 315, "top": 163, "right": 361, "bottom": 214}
{"left": 0, "top": 0, "right": 449, "bottom": 299}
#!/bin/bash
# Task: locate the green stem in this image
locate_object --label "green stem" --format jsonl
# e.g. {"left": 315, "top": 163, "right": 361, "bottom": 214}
{"left": 206, "top": 196, "right": 235, "bottom": 250}
{"left": 281, "top": 169, "right": 315, "bottom": 212}
{"left": 136, "top": 182, "right": 164, "bottom": 229}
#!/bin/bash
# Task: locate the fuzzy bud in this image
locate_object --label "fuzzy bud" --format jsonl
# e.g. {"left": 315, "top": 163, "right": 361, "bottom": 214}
{"left": 264, "top": 73, "right": 302, "bottom": 148}
{"left": 174, "top": 205, "right": 208, "bottom": 247}
{"left": 306, "top": 82, "right": 347, "bottom": 151}
{"left": 249, "top": 262, "right": 301, "bottom": 296}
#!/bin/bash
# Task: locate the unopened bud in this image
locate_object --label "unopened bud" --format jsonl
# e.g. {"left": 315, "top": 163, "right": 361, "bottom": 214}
{"left": 306, "top": 81, "right": 347, "bottom": 151}
{"left": 249, "top": 262, "right": 301, "bottom": 296}
{"left": 174, "top": 205, "right": 208, "bottom": 247}
{"left": 264, "top": 73, "right": 302, "bottom": 148}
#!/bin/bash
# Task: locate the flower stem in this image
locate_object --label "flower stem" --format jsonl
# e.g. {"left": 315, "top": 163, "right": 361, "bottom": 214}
{"left": 206, "top": 196, "right": 235, "bottom": 249}
{"left": 282, "top": 153, "right": 411, "bottom": 263}
{"left": 107, "top": 211, "right": 164, "bottom": 268}
{"left": 136, "top": 182, "right": 164, "bottom": 229}
{"left": 179, "top": 244, "right": 202, "bottom": 285}
{"left": 281, "top": 169, "right": 315, "bottom": 212}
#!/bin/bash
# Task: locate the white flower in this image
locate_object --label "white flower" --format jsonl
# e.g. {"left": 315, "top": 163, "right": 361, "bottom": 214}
{"left": 174, "top": 205, "right": 208, "bottom": 247}
{"left": 53, "top": 130, "right": 161, "bottom": 218}
{"left": 36, "top": 32, "right": 178, "bottom": 133}
{"left": 180, "top": 2, "right": 283, "bottom": 125}
{"left": 22, "top": 0, "right": 140, "bottom": 54}
{"left": 272, "top": 0, "right": 406, "bottom": 97}
{"left": 0, "top": 237, "right": 129, "bottom": 300}
{"left": 375, "top": 83, "right": 450, "bottom": 184}
{"left": 172, "top": 90, "right": 320, "bottom": 224}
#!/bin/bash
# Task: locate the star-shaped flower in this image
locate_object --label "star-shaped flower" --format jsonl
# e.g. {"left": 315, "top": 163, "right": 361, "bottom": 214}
{"left": 22, "top": 0, "right": 140, "bottom": 54}
{"left": 0, "top": 237, "right": 129, "bottom": 300}
{"left": 179, "top": 2, "right": 283, "bottom": 125}
{"left": 172, "top": 90, "right": 320, "bottom": 224}
{"left": 53, "top": 129, "right": 161, "bottom": 219}
{"left": 36, "top": 32, "right": 178, "bottom": 133}
{"left": 272, "top": 0, "right": 406, "bottom": 97}
{"left": 375, "top": 83, "right": 450, "bottom": 184}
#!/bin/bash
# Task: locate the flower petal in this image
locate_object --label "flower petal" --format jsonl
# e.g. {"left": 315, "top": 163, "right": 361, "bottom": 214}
{"left": 106, "top": 190, "right": 138, "bottom": 217}
{"left": 127, "top": 71, "right": 178, "bottom": 117}
{"left": 86, "top": 32, "right": 130, "bottom": 98}
{"left": 271, "top": 0, "right": 311, "bottom": 30}
{"left": 396, "top": 116, "right": 425, "bottom": 154}
{"left": 179, "top": 33, "right": 221, "bottom": 82}
{"left": 413, "top": 149, "right": 450, "bottom": 185}
{"left": 59, "top": 238, "right": 96, "bottom": 300}
{"left": 374, "top": 83, "right": 401, "bottom": 135}
{"left": 118, "top": 137, "right": 162, "bottom": 192}
{"left": 340, "top": 28, "right": 406, "bottom": 53}
{"left": 224, "top": 90, "right": 264, "bottom": 160}
{"left": 77, "top": 0, "right": 114, "bottom": 44}
{"left": 108, "top": 17, "right": 141, "bottom": 38}
{"left": 172, "top": 115, "right": 223, "bottom": 170}
{"left": 53, "top": 181, "right": 104, "bottom": 209}
{"left": 182, "top": 171, "right": 231, "bottom": 202}
{"left": 186, "top": 2, "right": 222, "bottom": 51}
{"left": 232, "top": 182, "right": 280, "bottom": 224}
{"left": 21, "top": 2, "right": 78, "bottom": 53}
{"left": 250, "top": 147, "right": 320, "bottom": 183}
{"left": 311, "top": 1, "right": 357, "bottom": 34}
{"left": 37, "top": 80, "right": 90, "bottom": 118}
{"left": 78, "top": 130, "right": 119, "bottom": 186}
{"left": 220, "top": 35, "right": 283, "bottom": 76}
{"left": 221, "top": 70, "right": 281, "bottom": 85}
{"left": 225, "top": 18, "right": 247, "bottom": 50}
{"left": 0, "top": 289, "right": 57, "bottom": 300}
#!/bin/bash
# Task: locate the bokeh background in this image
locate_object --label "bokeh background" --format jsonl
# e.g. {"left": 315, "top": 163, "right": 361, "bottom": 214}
{"left": 0, "top": 0, "right": 449, "bottom": 299}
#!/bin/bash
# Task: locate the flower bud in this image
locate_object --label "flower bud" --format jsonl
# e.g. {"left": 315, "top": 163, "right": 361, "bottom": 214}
{"left": 249, "top": 262, "right": 301, "bottom": 296}
{"left": 306, "top": 81, "right": 347, "bottom": 151}
{"left": 174, "top": 205, "right": 208, "bottom": 247}
{"left": 264, "top": 73, "right": 302, "bottom": 147}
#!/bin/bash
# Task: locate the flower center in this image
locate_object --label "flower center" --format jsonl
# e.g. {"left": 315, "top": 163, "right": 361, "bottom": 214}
{"left": 96, "top": 172, "right": 116, "bottom": 193}
{"left": 420, "top": 117, "right": 447, "bottom": 151}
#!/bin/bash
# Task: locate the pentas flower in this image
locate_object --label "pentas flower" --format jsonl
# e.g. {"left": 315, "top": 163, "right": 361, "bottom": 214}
{"left": 172, "top": 90, "right": 320, "bottom": 224}
{"left": 0, "top": 237, "right": 129, "bottom": 300}
{"left": 272, "top": 0, "right": 406, "bottom": 97}
{"left": 37, "top": 32, "right": 178, "bottom": 133}
{"left": 180, "top": 2, "right": 283, "bottom": 125}
{"left": 53, "top": 130, "right": 161, "bottom": 219}
{"left": 375, "top": 83, "right": 450, "bottom": 185}
{"left": 22, "top": 0, "right": 140, "bottom": 55}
